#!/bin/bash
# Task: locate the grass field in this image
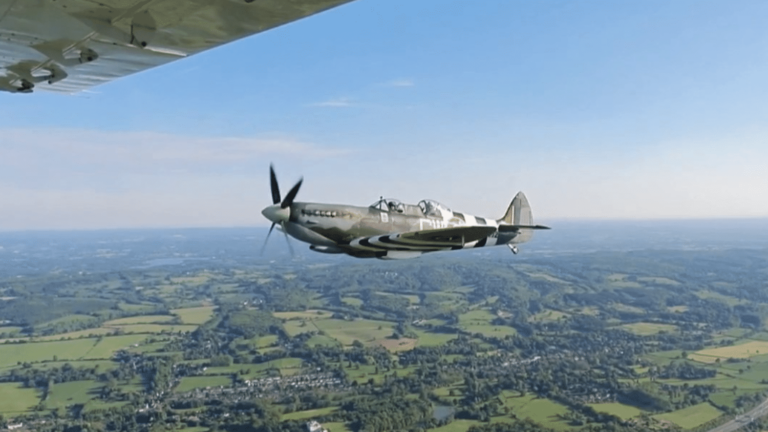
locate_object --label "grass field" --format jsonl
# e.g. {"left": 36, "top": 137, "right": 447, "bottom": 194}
{"left": 36, "top": 314, "right": 96, "bottom": 330}
{"left": 84, "top": 334, "right": 150, "bottom": 359}
{"left": 254, "top": 335, "right": 279, "bottom": 348}
{"left": 416, "top": 330, "right": 459, "bottom": 347}
{"left": 691, "top": 341, "right": 768, "bottom": 363}
{"left": 282, "top": 407, "right": 337, "bottom": 420}
{"left": 341, "top": 297, "right": 363, "bottom": 307}
{"left": 695, "top": 291, "right": 745, "bottom": 306}
{"left": 204, "top": 358, "right": 303, "bottom": 380}
{"left": 529, "top": 310, "right": 569, "bottom": 323}
{"left": 652, "top": 402, "right": 723, "bottom": 429}
{"left": 103, "top": 315, "right": 176, "bottom": 326}
{"left": 428, "top": 420, "right": 482, "bottom": 432}
{"left": 621, "top": 322, "right": 678, "bottom": 336}
{"left": 0, "top": 383, "right": 40, "bottom": 414}
{"left": 27, "top": 328, "right": 118, "bottom": 341}
{"left": 588, "top": 402, "right": 644, "bottom": 420}
{"left": 324, "top": 422, "right": 352, "bottom": 432}
{"left": 377, "top": 337, "right": 417, "bottom": 352}
{"left": 175, "top": 376, "right": 231, "bottom": 393}
{"left": 107, "top": 324, "right": 198, "bottom": 334}
{"left": 45, "top": 380, "right": 101, "bottom": 409}
{"left": 314, "top": 318, "right": 396, "bottom": 346}
{"left": 458, "top": 310, "right": 496, "bottom": 325}
{"left": 0, "top": 339, "right": 99, "bottom": 366}
{"left": 305, "top": 334, "right": 339, "bottom": 347}
{"left": 274, "top": 310, "right": 334, "bottom": 320}
{"left": 172, "top": 306, "right": 216, "bottom": 325}
{"left": 284, "top": 319, "right": 315, "bottom": 337}
{"left": 457, "top": 310, "right": 516, "bottom": 338}
{"left": 500, "top": 393, "right": 573, "bottom": 431}
{"left": 7, "top": 359, "right": 119, "bottom": 372}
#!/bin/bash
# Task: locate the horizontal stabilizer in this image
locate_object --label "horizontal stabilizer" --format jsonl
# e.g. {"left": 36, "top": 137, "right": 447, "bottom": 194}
{"left": 498, "top": 224, "right": 551, "bottom": 232}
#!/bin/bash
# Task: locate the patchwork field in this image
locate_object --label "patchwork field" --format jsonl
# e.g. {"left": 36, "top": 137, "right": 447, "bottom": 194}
{"left": 0, "top": 339, "right": 100, "bottom": 366}
{"left": 172, "top": 306, "right": 216, "bottom": 325}
{"left": 103, "top": 315, "right": 176, "bottom": 325}
{"left": 652, "top": 402, "right": 723, "bottom": 429}
{"left": 45, "top": 380, "right": 102, "bottom": 409}
{"left": 414, "top": 330, "right": 458, "bottom": 347}
{"left": 458, "top": 310, "right": 516, "bottom": 337}
{"left": 0, "top": 383, "right": 40, "bottom": 414}
{"left": 274, "top": 310, "right": 334, "bottom": 320}
{"left": 500, "top": 393, "right": 573, "bottom": 431}
{"left": 313, "top": 318, "right": 396, "bottom": 346}
{"left": 282, "top": 407, "right": 337, "bottom": 421}
{"left": 175, "top": 376, "right": 231, "bottom": 393}
{"left": 690, "top": 341, "right": 768, "bottom": 363}
{"left": 621, "top": 322, "right": 678, "bottom": 336}
{"left": 428, "top": 420, "right": 482, "bottom": 432}
{"left": 588, "top": 402, "right": 644, "bottom": 420}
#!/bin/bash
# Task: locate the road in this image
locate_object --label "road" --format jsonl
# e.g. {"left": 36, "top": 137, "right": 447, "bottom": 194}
{"left": 707, "top": 397, "right": 768, "bottom": 432}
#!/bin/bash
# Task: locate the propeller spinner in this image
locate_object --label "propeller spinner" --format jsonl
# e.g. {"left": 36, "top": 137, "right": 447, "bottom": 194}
{"left": 261, "top": 165, "right": 302, "bottom": 256}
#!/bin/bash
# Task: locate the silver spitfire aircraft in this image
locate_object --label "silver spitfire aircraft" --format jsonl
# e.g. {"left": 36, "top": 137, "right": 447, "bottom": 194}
{"left": 262, "top": 166, "right": 550, "bottom": 260}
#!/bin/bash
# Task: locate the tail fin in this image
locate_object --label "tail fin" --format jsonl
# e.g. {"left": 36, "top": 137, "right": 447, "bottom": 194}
{"left": 500, "top": 192, "right": 533, "bottom": 226}
{"left": 498, "top": 192, "right": 550, "bottom": 233}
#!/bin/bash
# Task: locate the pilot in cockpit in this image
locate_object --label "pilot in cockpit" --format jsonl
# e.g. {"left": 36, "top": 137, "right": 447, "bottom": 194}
{"left": 388, "top": 200, "right": 405, "bottom": 213}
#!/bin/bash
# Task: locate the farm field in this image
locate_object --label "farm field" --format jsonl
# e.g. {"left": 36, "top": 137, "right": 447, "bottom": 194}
{"left": 690, "top": 341, "right": 768, "bottom": 363}
{"left": 274, "top": 310, "right": 333, "bottom": 320}
{"left": 0, "top": 338, "right": 100, "bottom": 366}
{"left": 621, "top": 322, "right": 678, "bottom": 336}
{"left": 175, "top": 376, "right": 232, "bottom": 393}
{"left": 45, "top": 380, "right": 102, "bottom": 409}
{"left": 652, "top": 402, "right": 723, "bottom": 429}
{"left": 172, "top": 306, "right": 216, "bottom": 325}
{"left": 103, "top": 315, "right": 176, "bottom": 325}
{"left": 588, "top": 402, "right": 644, "bottom": 420}
{"left": 499, "top": 393, "right": 573, "bottom": 431}
{"left": 0, "top": 383, "right": 40, "bottom": 414}
{"left": 84, "top": 334, "right": 150, "bottom": 359}
{"left": 281, "top": 407, "right": 337, "bottom": 421}
{"left": 428, "top": 420, "right": 483, "bottom": 432}
{"left": 313, "top": 318, "right": 396, "bottom": 346}
{"left": 106, "top": 324, "right": 198, "bottom": 334}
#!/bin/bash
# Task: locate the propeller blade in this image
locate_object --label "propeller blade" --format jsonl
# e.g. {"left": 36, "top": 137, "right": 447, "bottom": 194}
{"left": 281, "top": 178, "right": 303, "bottom": 209}
{"left": 281, "top": 222, "right": 295, "bottom": 257}
{"left": 260, "top": 223, "right": 276, "bottom": 255}
{"left": 270, "top": 164, "right": 281, "bottom": 205}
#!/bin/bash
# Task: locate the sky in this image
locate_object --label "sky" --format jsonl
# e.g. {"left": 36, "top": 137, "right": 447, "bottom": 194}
{"left": 2, "top": 0, "right": 768, "bottom": 230}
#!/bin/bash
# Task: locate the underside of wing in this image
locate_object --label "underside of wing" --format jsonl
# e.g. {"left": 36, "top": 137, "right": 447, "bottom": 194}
{"left": 349, "top": 226, "right": 498, "bottom": 252}
{"left": 0, "top": 0, "right": 355, "bottom": 94}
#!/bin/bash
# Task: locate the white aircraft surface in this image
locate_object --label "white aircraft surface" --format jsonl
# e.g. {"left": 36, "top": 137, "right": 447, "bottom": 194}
{"left": 0, "top": 0, "right": 355, "bottom": 94}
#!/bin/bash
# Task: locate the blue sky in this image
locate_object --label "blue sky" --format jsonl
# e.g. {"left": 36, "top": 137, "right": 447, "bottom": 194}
{"left": 2, "top": 0, "right": 768, "bottom": 230}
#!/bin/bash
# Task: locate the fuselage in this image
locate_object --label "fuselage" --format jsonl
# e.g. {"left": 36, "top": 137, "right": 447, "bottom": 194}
{"left": 275, "top": 199, "right": 532, "bottom": 258}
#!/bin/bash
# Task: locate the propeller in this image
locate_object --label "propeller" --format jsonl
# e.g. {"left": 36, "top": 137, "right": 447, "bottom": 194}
{"left": 261, "top": 164, "right": 302, "bottom": 256}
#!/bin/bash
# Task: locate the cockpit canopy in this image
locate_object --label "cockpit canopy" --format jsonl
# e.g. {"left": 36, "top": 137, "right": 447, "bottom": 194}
{"left": 370, "top": 198, "right": 451, "bottom": 218}
{"left": 370, "top": 198, "right": 405, "bottom": 213}
{"left": 418, "top": 199, "right": 451, "bottom": 218}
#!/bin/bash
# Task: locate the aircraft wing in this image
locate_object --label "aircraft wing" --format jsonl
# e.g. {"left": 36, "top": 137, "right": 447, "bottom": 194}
{"left": 0, "top": 0, "right": 355, "bottom": 94}
{"left": 350, "top": 226, "right": 498, "bottom": 251}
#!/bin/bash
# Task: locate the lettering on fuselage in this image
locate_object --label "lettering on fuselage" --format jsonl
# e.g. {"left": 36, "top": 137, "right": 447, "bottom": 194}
{"left": 419, "top": 218, "right": 451, "bottom": 230}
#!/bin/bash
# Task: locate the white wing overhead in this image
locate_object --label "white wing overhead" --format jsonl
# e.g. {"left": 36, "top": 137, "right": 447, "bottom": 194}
{"left": 0, "top": 0, "right": 355, "bottom": 94}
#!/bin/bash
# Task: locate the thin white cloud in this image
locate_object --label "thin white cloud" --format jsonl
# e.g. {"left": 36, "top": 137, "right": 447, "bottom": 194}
{"left": 308, "top": 97, "right": 356, "bottom": 108}
{"left": 382, "top": 78, "right": 415, "bottom": 87}
{"left": 0, "top": 128, "right": 349, "bottom": 171}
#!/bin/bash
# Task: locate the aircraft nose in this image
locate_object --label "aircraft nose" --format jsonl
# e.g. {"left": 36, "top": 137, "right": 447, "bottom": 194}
{"left": 262, "top": 204, "right": 290, "bottom": 224}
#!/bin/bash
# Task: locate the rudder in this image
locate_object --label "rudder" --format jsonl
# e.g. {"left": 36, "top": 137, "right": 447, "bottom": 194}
{"left": 500, "top": 192, "right": 533, "bottom": 225}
